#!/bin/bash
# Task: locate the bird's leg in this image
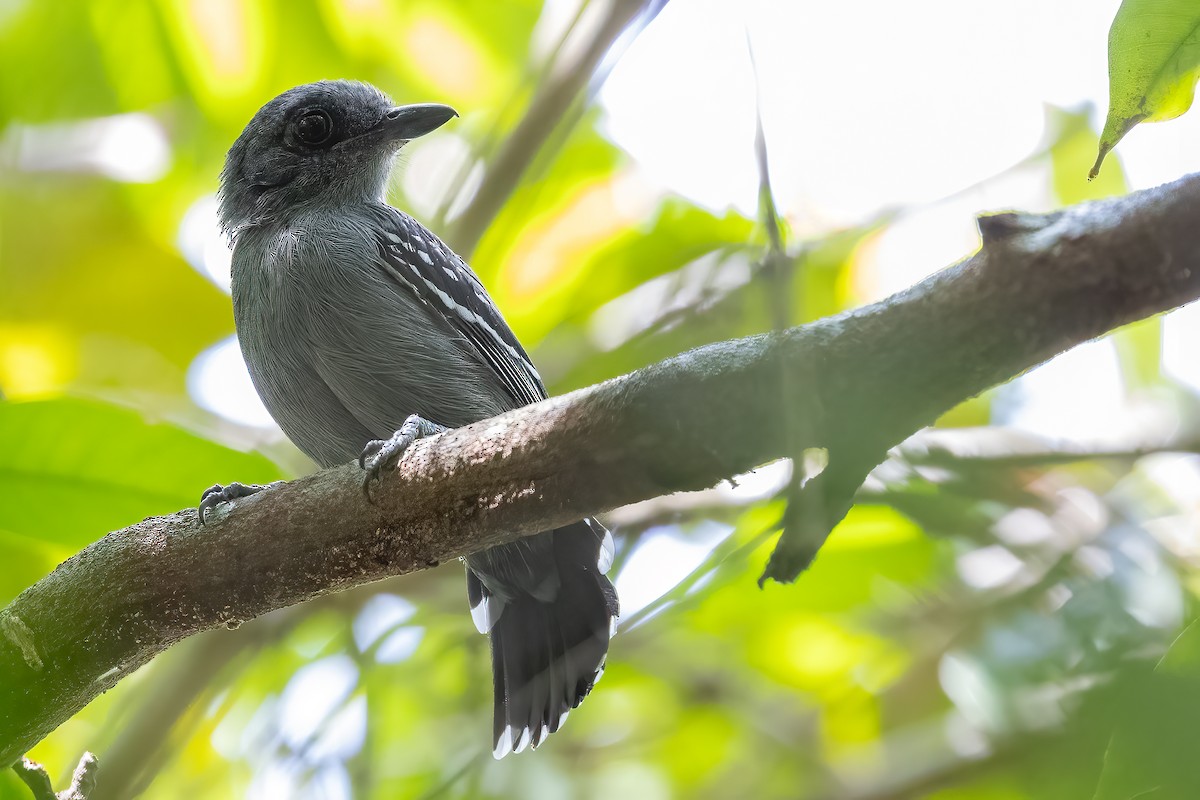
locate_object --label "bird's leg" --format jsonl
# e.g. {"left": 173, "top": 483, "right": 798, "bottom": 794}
{"left": 359, "top": 413, "right": 449, "bottom": 500}
{"left": 198, "top": 482, "right": 271, "bottom": 524}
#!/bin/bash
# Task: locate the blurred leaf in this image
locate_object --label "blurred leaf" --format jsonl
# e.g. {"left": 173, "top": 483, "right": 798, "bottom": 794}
{"left": 551, "top": 217, "right": 884, "bottom": 391}
{"left": 0, "top": 3, "right": 115, "bottom": 123}
{"left": 935, "top": 394, "right": 994, "bottom": 429}
{"left": 0, "top": 396, "right": 283, "bottom": 604}
{"left": 390, "top": 0, "right": 542, "bottom": 106}
{"left": 0, "top": 180, "right": 234, "bottom": 400}
{"left": 473, "top": 120, "right": 625, "bottom": 324}
{"left": 0, "top": 770, "right": 32, "bottom": 800}
{"left": 155, "top": 0, "right": 274, "bottom": 119}
{"left": 566, "top": 198, "right": 755, "bottom": 328}
{"left": 1113, "top": 316, "right": 1163, "bottom": 388}
{"left": 787, "top": 505, "right": 942, "bottom": 612}
{"left": 1047, "top": 105, "right": 1128, "bottom": 204}
{"left": 1091, "top": 0, "right": 1200, "bottom": 178}
{"left": 1093, "top": 618, "right": 1200, "bottom": 800}
{"left": 656, "top": 706, "right": 738, "bottom": 789}
{"left": 927, "top": 785, "right": 1027, "bottom": 800}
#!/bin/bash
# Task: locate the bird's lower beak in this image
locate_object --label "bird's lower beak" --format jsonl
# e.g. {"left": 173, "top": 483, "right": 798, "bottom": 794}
{"left": 375, "top": 103, "right": 458, "bottom": 141}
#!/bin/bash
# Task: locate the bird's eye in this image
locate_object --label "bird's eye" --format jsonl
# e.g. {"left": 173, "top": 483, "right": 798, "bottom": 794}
{"left": 295, "top": 110, "right": 334, "bottom": 146}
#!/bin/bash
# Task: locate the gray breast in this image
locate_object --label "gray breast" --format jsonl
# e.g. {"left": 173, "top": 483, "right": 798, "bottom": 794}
{"left": 230, "top": 213, "right": 509, "bottom": 468}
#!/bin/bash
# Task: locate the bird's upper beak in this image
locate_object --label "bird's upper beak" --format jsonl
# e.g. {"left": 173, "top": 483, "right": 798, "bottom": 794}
{"left": 374, "top": 103, "right": 458, "bottom": 142}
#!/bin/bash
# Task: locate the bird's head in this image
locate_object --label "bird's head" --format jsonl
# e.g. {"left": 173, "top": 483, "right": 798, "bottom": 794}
{"left": 218, "top": 80, "right": 456, "bottom": 237}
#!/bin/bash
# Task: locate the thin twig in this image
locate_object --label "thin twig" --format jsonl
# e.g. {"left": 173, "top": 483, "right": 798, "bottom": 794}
{"left": 12, "top": 753, "right": 98, "bottom": 800}
{"left": 12, "top": 758, "right": 56, "bottom": 800}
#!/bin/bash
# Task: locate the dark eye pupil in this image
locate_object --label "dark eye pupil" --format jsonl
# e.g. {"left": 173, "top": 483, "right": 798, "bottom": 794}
{"left": 297, "top": 112, "right": 332, "bottom": 145}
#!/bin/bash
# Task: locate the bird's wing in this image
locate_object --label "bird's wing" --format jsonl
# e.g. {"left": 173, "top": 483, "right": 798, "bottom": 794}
{"left": 366, "top": 204, "right": 548, "bottom": 409}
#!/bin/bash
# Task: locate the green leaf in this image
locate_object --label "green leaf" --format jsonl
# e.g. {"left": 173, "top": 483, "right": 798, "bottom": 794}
{"left": 0, "top": 768, "right": 31, "bottom": 800}
{"left": 0, "top": 397, "right": 284, "bottom": 604}
{"left": 1091, "top": 0, "right": 1200, "bottom": 178}
{"left": 1092, "top": 618, "right": 1200, "bottom": 799}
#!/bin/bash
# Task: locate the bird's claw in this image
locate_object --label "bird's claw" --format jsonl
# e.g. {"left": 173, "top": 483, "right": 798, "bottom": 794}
{"left": 198, "top": 481, "right": 266, "bottom": 524}
{"left": 358, "top": 439, "right": 385, "bottom": 470}
{"left": 359, "top": 414, "right": 448, "bottom": 502}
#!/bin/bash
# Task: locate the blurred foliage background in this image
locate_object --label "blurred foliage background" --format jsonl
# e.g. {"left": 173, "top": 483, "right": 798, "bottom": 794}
{"left": 4, "top": 0, "right": 1200, "bottom": 798}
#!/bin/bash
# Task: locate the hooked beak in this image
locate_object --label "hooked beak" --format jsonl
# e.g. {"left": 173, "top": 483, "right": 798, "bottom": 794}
{"left": 375, "top": 103, "right": 458, "bottom": 142}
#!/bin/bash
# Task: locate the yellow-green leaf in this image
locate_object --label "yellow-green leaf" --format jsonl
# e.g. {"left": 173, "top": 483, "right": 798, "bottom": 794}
{"left": 1091, "top": 0, "right": 1200, "bottom": 178}
{"left": 0, "top": 397, "right": 285, "bottom": 604}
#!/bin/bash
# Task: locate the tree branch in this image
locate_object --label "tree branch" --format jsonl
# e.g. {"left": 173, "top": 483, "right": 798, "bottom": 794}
{"left": 4, "top": 173, "right": 1200, "bottom": 768}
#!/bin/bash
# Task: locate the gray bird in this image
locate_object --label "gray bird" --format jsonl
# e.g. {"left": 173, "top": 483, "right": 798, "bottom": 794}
{"left": 201, "top": 80, "right": 618, "bottom": 757}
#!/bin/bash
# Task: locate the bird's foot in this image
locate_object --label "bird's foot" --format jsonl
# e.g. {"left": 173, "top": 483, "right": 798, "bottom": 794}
{"left": 359, "top": 414, "right": 449, "bottom": 501}
{"left": 198, "top": 481, "right": 267, "bottom": 524}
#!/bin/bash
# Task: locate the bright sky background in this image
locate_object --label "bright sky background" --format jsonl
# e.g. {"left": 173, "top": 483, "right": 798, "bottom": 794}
{"left": 602, "top": 0, "right": 1200, "bottom": 219}
{"left": 598, "top": 0, "right": 1200, "bottom": 449}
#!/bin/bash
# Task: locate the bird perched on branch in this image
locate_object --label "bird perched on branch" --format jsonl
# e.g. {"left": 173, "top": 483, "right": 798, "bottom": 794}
{"left": 201, "top": 80, "right": 618, "bottom": 757}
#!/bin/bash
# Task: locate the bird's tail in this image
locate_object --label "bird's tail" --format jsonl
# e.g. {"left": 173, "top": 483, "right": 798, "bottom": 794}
{"left": 466, "top": 519, "right": 618, "bottom": 758}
